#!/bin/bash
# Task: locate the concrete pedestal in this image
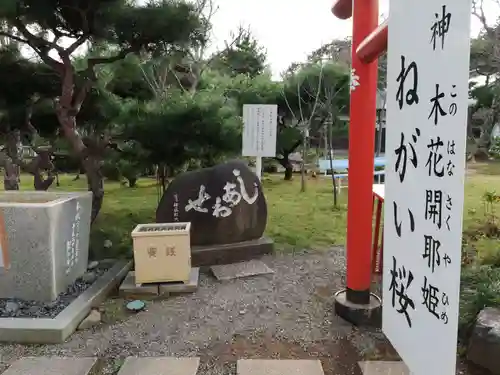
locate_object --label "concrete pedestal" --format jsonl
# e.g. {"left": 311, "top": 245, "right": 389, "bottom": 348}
{"left": 191, "top": 237, "right": 273, "bottom": 267}
{"left": 0, "top": 191, "right": 92, "bottom": 301}
{"left": 334, "top": 289, "right": 382, "bottom": 328}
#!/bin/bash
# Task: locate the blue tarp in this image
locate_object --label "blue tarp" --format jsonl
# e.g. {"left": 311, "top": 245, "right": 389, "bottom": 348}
{"left": 317, "top": 157, "right": 386, "bottom": 171}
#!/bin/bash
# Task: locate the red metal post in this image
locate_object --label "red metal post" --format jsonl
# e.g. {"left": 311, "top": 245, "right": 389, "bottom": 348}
{"left": 331, "top": 0, "right": 352, "bottom": 19}
{"left": 356, "top": 20, "right": 388, "bottom": 64}
{"left": 345, "top": 0, "right": 379, "bottom": 304}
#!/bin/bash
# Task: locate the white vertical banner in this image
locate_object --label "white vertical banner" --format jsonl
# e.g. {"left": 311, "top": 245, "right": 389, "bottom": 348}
{"left": 242, "top": 104, "right": 277, "bottom": 157}
{"left": 382, "top": 2, "right": 471, "bottom": 375}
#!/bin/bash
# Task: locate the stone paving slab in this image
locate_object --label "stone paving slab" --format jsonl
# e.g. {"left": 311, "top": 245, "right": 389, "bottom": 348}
{"left": 158, "top": 268, "right": 200, "bottom": 295}
{"left": 119, "top": 271, "right": 160, "bottom": 299}
{"left": 117, "top": 357, "right": 200, "bottom": 375}
{"left": 358, "top": 361, "right": 410, "bottom": 375}
{"left": 237, "top": 359, "right": 324, "bottom": 375}
{"left": 211, "top": 260, "right": 274, "bottom": 281}
{"left": 1, "top": 357, "right": 97, "bottom": 375}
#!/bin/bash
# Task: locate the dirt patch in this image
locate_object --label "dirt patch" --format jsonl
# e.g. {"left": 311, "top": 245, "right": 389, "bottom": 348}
{"left": 199, "top": 333, "right": 363, "bottom": 375}
{"left": 98, "top": 298, "right": 131, "bottom": 325}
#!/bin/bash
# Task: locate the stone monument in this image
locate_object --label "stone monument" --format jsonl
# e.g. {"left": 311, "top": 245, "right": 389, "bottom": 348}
{"left": 156, "top": 160, "right": 273, "bottom": 265}
{"left": 0, "top": 191, "right": 92, "bottom": 301}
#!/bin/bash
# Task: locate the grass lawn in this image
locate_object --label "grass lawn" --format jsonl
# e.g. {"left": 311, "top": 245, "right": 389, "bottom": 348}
{"left": 462, "top": 163, "right": 500, "bottom": 265}
{"left": 17, "top": 162, "right": 500, "bottom": 261}
{"left": 19, "top": 173, "right": 350, "bottom": 258}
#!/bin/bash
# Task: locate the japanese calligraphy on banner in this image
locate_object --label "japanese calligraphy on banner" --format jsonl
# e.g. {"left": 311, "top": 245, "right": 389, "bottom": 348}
{"left": 382, "top": 1, "right": 471, "bottom": 375}
{"left": 242, "top": 104, "right": 277, "bottom": 157}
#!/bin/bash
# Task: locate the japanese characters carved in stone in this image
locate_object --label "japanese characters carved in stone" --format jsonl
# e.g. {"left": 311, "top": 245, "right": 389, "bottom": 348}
{"left": 156, "top": 160, "right": 267, "bottom": 246}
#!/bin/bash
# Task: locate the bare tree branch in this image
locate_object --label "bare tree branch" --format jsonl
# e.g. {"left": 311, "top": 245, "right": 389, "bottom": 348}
{"left": 67, "top": 37, "right": 87, "bottom": 55}
{"left": 72, "top": 49, "right": 132, "bottom": 110}
{"left": 11, "top": 21, "right": 65, "bottom": 73}
{"left": 0, "top": 31, "right": 28, "bottom": 44}
{"left": 141, "top": 0, "right": 246, "bottom": 97}
{"left": 306, "top": 63, "right": 324, "bottom": 124}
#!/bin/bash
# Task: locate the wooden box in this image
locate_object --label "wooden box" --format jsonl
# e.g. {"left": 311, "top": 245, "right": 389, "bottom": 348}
{"left": 131, "top": 222, "right": 191, "bottom": 284}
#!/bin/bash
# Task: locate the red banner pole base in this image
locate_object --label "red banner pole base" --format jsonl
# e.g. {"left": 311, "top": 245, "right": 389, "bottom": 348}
{"left": 334, "top": 289, "right": 382, "bottom": 327}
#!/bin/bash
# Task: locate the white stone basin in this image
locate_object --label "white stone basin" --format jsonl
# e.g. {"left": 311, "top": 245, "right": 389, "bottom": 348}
{"left": 0, "top": 191, "right": 92, "bottom": 302}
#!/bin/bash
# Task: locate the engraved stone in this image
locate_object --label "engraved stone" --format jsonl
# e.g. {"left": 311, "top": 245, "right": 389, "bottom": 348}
{"left": 0, "top": 191, "right": 92, "bottom": 301}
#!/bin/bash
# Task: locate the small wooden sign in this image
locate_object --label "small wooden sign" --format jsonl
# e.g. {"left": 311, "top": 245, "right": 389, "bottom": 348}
{"left": 0, "top": 211, "right": 9, "bottom": 269}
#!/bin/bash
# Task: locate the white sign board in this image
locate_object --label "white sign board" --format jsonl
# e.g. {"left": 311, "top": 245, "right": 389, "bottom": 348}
{"left": 383, "top": 2, "right": 471, "bottom": 375}
{"left": 242, "top": 104, "right": 277, "bottom": 157}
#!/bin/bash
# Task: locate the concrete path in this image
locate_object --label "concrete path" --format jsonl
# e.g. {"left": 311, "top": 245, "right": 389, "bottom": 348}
{"left": 0, "top": 356, "right": 413, "bottom": 375}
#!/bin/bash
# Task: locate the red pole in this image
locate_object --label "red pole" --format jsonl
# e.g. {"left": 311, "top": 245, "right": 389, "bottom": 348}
{"left": 356, "top": 20, "right": 388, "bottom": 64}
{"left": 345, "top": 0, "right": 379, "bottom": 304}
{"left": 331, "top": 0, "right": 352, "bottom": 19}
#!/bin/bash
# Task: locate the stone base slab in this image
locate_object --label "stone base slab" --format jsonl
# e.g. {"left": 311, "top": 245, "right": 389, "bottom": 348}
{"left": 0, "top": 260, "right": 131, "bottom": 344}
{"left": 117, "top": 357, "right": 200, "bottom": 375}
{"left": 159, "top": 268, "right": 199, "bottom": 295}
{"left": 1, "top": 357, "right": 336, "bottom": 375}
{"left": 2, "top": 357, "right": 98, "bottom": 375}
{"left": 119, "top": 271, "right": 160, "bottom": 299}
{"left": 119, "top": 268, "right": 200, "bottom": 299}
{"left": 237, "top": 359, "right": 324, "bottom": 375}
{"left": 191, "top": 237, "right": 274, "bottom": 267}
{"left": 358, "top": 361, "right": 410, "bottom": 375}
{"left": 210, "top": 260, "right": 274, "bottom": 281}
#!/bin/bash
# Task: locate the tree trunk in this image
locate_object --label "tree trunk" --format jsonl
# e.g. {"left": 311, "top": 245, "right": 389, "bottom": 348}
{"left": 73, "top": 166, "right": 85, "bottom": 181}
{"left": 478, "top": 96, "right": 500, "bottom": 150}
{"left": 31, "top": 168, "right": 54, "bottom": 191}
{"left": 33, "top": 173, "right": 55, "bottom": 191}
{"left": 327, "top": 120, "right": 338, "bottom": 208}
{"left": 467, "top": 106, "right": 474, "bottom": 139}
{"left": 276, "top": 156, "right": 293, "bottom": 181}
{"left": 57, "top": 111, "right": 103, "bottom": 224}
{"left": 3, "top": 130, "right": 22, "bottom": 190}
{"left": 158, "top": 164, "right": 167, "bottom": 193}
{"left": 3, "top": 160, "right": 19, "bottom": 190}
{"left": 300, "top": 163, "right": 306, "bottom": 192}
{"left": 128, "top": 177, "right": 138, "bottom": 188}
{"left": 275, "top": 138, "right": 303, "bottom": 181}
{"left": 25, "top": 150, "right": 56, "bottom": 191}
{"left": 375, "top": 120, "right": 383, "bottom": 157}
{"left": 82, "top": 155, "right": 104, "bottom": 223}
{"left": 2, "top": 130, "right": 56, "bottom": 191}
{"left": 300, "top": 130, "right": 307, "bottom": 193}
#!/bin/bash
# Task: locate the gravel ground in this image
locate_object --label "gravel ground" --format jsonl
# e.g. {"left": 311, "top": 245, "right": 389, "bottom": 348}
{"left": 0, "top": 263, "right": 108, "bottom": 318}
{"left": 0, "top": 248, "right": 485, "bottom": 375}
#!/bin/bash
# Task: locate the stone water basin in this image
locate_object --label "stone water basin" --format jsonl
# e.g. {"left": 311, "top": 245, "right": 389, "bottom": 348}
{"left": 0, "top": 191, "right": 92, "bottom": 302}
